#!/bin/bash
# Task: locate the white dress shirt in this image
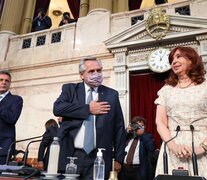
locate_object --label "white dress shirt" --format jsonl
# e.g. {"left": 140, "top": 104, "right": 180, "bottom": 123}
{"left": 74, "top": 84, "right": 98, "bottom": 149}
{"left": 124, "top": 138, "right": 140, "bottom": 164}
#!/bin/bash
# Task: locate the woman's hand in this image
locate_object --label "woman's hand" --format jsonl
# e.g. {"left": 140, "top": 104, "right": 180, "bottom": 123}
{"left": 185, "top": 146, "right": 205, "bottom": 156}
{"left": 168, "top": 141, "right": 191, "bottom": 159}
{"left": 194, "top": 146, "right": 206, "bottom": 156}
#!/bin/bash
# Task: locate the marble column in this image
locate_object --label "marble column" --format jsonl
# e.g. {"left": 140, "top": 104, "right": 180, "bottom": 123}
{"left": 0, "top": 0, "right": 26, "bottom": 34}
{"left": 112, "top": 48, "right": 128, "bottom": 126}
{"left": 79, "top": 0, "right": 89, "bottom": 17}
{"left": 20, "top": 0, "right": 36, "bottom": 34}
{"left": 117, "top": 0, "right": 128, "bottom": 12}
{"left": 89, "top": 0, "right": 112, "bottom": 12}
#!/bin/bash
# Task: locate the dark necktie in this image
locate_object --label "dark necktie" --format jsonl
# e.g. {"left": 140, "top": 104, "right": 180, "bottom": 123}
{"left": 83, "top": 88, "right": 94, "bottom": 154}
{"left": 126, "top": 137, "right": 138, "bottom": 165}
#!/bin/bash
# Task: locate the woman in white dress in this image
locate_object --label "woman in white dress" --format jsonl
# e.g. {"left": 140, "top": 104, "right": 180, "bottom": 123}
{"left": 155, "top": 46, "right": 207, "bottom": 178}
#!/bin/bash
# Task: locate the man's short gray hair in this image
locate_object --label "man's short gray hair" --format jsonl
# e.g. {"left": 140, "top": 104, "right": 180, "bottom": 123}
{"left": 0, "top": 70, "right": 11, "bottom": 80}
{"left": 79, "top": 56, "right": 102, "bottom": 74}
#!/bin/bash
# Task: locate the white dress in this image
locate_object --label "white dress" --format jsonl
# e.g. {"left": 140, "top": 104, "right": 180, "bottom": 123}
{"left": 155, "top": 81, "right": 207, "bottom": 178}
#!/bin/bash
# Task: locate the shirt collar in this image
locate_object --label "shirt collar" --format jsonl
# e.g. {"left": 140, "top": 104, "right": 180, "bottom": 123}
{"left": 84, "top": 83, "right": 98, "bottom": 93}
{"left": 0, "top": 91, "right": 9, "bottom": 98}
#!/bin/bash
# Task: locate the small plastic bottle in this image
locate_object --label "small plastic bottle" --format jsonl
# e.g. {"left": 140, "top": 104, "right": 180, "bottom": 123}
{"left": 47, "top": 137, "right": 60, "bottom": 174}
{"left": 93, "top": 148, "right": 105, "bottom": 180}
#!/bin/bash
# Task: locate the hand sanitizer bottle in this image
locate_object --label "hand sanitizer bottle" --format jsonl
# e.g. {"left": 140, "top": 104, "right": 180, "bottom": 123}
{"left": 47, "top": 137, "right": 60, "bottom": 174}
{"left": 93, "top": 148, "right": 105, "bottom": 180}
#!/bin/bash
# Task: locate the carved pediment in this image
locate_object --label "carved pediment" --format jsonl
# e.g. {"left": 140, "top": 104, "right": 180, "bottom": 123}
{"left": 104, "top": 14, "right": 207, "bottom": 50}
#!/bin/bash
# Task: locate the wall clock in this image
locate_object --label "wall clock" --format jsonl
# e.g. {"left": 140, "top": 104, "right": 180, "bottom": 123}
{"left": 148, "top": 48, "right": 171, "bottom": 73}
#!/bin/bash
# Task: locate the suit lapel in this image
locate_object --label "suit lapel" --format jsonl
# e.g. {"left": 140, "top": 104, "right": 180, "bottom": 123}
{"left": 98, "top": 85, "right": 107, "bottom": 102}
{"left": 77, "top": 82, "right": 86, "bottom": 104}
{"left": 0, "top": 92, "right": 11, "bottom": 106}
{"left": 96, "top": 85, "right": 108, "bottom": 126}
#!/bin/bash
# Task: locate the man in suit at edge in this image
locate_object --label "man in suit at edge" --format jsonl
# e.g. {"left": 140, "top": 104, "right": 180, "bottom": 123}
{"left": 119, "top": 116, "right": 155, "bottom": 180}
{"left": 53, "top": 57, "right": 126, "bottom": 179}
{"left": 0, "top": 70, "right": 23, "bottom": 164}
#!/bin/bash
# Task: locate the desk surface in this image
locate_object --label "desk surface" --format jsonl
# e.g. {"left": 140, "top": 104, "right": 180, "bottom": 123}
{"left": 0, "top": 174, "right": 79, "bottom": 179}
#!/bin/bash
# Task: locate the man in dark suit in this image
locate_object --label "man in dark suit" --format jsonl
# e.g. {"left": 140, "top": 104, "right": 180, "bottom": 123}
{"left": 53, "top": 57, "right": 126, "bottom": 179}
{"left": 58, "top": 12, "right": 77, "bottom": 26}
{"left": 32, "top": 8, "right": 52, "bottom": 32}
{"left": 0, "top": 70, "right": 23, "bottom": 164}
{"left": 119, "top": 116, "right": 155, "bottom": 180}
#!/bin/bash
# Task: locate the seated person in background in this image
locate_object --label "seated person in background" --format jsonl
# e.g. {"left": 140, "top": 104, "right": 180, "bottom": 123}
{"left": 119, "top": 116, "right": 155, "bottom": 180}
{"left": 59, "top": 12, "right": 77, "bottom": 26}
{"left": 37, "top": 118, "right": 59, "bottom": 171}
{"left": 32, "top": 8, "right": 52, "bottom": 32}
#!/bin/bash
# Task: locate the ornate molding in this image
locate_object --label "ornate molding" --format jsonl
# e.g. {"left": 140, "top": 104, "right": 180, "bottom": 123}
{"left": 196, "top": 34, "right": 207, "bottom": 41}
{"left": 202, "top": 56, "right": 207, "bottom": 63}
{"left": 166, "top": 41, "right": 197, "bottom": 48}
{"left": 111, "top": 47, "right": 127, "bottom": 54}
{"left": 169, "top": 26, "right": 195, "bottom": 33}
{"left": 128, "top": 31, "right": 148, "bottom": 41}
{"left": 199, "top": 39, "right": 207, "bottom": 56}
{"left": 118, "top": 90, "right": 127, "bottom": 96}
{"left": 116, "top": 53, "right": 125, "bottom": 64}
{"left": 114, "top": 65, "right": 127, "bottom": 73}
{"left": 128, "top": 54, "right": 147, "bottom": 63}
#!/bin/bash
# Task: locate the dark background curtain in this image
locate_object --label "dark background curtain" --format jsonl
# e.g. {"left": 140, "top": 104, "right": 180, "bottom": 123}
{"left": 0, "top": 0, "right": 5, "bottom": 19}
{"left": 66, "top": 0, "right": 80, "bottom": 20}
{"left": 130, "top": 70, "right": 169, "bottom": 149}
{"left": 31, "top": 0, "right": 51, "bottom": 32}
{"left": 34, "top": 0, "right": 51, "bottom": 17}
{"left": 33, "top": 0, "right": 142, "bottom": 23}
{"left": 33, "top": 0, "right": 80, "bottom": 20}
{"left": 129, "top": 0, "right": 142, "bottom": 11}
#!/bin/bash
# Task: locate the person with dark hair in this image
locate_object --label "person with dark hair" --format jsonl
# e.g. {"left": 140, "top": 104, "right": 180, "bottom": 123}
{"left": 155, "top": 46, "right": 207, "bottom": 178}
{"left": 32, "top": 8, "right": 52, "bottom": 32}
{"left": 59, "top": 12, "right": 77, "bottom": 26}
{"left": 119, "top": 116, "right": 155, "bottom": 180}
{"left": 37, "top": 118, "right": 59, "bottom": 171}
{"left": 0, "top": 70, "right": 23, "bottom": 164}
{"left": 53, "top": 56, "right": 125, "bottom": 179}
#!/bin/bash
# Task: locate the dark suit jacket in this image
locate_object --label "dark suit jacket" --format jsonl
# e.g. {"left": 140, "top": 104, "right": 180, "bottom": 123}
{"left": 0, "top": 92, "right": 23, "bottom": 157}
{"left": 32, "top": 15, "right": 52, "bottom": 32}
{"left": 53, "top": 82, "right": 126, "bottom": 178}
{"left": 59, "top": 18, "right": 77, "bottom": 26}
{"left": 125, "top": 132, "right": 155, "bottom": 180}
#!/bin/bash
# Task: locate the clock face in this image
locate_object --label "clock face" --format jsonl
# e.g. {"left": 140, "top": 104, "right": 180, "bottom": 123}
{"left": 148, "top": 48, "right": 171, "bottom": 73}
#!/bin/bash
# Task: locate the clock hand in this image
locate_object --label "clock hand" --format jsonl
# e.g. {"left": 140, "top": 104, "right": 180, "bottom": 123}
{"left": 160, "top": 50, "right": 167, "bottom": 61}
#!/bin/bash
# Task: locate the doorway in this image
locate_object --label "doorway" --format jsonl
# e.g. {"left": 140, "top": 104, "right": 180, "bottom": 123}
{"left": 129, "top": 70, "right": 169, "bottom": 148}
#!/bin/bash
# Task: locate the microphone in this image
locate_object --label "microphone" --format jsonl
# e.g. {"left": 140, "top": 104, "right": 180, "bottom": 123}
{"left": 23, "top": 136, "right": 52, "bottom": 166}
{"left": 163, "top": 125, "right": 180, "bottom": 174}
{"left": 6, "top": 135, "right": 43, "bottom": 165}
{"left": 23, "top": 139, "right": 43, "bottom": 166}
{"left": 190, "top": 125, "right": 198, "bottom": 176}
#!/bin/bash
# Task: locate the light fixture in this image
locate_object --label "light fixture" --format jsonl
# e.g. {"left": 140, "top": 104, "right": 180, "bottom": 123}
{"left": 52, "top": 10, "right": 63, "bottom": 16}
